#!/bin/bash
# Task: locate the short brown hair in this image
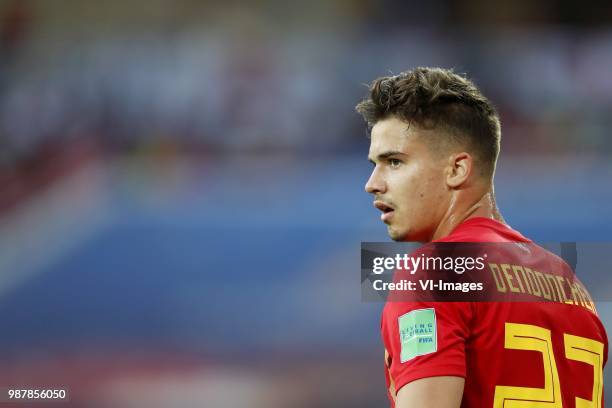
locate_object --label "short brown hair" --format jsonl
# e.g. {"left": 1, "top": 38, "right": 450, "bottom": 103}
{"left": 356, "top": 67, "right": 501, "bottom": 178}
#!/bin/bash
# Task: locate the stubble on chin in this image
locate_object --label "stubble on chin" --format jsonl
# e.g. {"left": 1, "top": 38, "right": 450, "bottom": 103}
{"left": 387, "top": 225, "right": 405, "bottom": 242}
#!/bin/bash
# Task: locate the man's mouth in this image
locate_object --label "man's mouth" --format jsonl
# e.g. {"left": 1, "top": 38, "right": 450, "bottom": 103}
{"left": 374, "top": 201, "right": 395, "bottom": 222}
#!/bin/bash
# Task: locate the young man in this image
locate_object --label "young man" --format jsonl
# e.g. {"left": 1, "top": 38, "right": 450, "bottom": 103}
{"left": 357, "top": 67, "right": 608, "bottom": 407}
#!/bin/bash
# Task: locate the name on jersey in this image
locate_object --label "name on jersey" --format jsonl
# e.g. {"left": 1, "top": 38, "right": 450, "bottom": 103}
{"left": 488, "top": 262, "right": 596, "bottom": 312}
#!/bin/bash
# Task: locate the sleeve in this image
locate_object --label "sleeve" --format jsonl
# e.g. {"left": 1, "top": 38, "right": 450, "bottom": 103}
{"left": 381, "top": 301, "right": 473, "bottom": 394}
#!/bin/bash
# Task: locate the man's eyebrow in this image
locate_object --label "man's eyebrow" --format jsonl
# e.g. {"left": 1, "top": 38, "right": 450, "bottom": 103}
{"left": 368, "top": 150, "right": 406, "bottom": 162}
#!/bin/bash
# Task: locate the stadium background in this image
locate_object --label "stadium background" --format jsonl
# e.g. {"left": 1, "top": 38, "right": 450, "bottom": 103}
{"left": 0, "top": 0, "right": 611, "bottom": 406}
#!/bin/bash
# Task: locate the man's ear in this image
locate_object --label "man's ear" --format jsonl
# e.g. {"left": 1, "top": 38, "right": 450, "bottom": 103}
{"left": 446, "top": 152, "right": 472, "bottom": 188}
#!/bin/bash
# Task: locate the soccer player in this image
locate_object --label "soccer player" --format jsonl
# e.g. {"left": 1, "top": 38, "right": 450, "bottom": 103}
{"left": 357, "top": 67, "right": 608, "bottom": 407}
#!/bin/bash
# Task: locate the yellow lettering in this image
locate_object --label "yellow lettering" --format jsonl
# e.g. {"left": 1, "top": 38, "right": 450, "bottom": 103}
{"left": 524, "top": 267, "right": 541, "bottom": 297}
{"left": 511, "top": 265, "right": 527, "bottom": 294}
{"left": 494, "top": 323, "right": 561, "bottom": 407}
{"left": 564, "top": 334, "right": 604, "bottom": 408}
{"left": 534, "top": 271, "right": 552, "bottom": 300}
{"left": 501, "top": 263, "right": 520, "bottom": 293}
{"left": 555, "top": 276, "right": 571, "bottom": 303}
{"left": 545, "top": 273, "right": 562, "bottom": 302}
{"left": 489, "top": 263, "right": 507, "bottom": 293}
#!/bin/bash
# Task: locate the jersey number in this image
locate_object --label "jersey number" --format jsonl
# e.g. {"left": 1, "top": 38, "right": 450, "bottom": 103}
{"left": 493, "top": 322, "right": 604, "bottom": 408}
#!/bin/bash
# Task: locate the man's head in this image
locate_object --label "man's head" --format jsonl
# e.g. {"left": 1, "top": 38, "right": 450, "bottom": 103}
{"left": 356, "top": 67, "right": 501, "bottom": 241}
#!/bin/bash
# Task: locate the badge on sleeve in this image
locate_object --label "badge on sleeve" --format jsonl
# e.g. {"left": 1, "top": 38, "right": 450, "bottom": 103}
{"left": 398, "top": 308, "right": 437, "bottom": 362}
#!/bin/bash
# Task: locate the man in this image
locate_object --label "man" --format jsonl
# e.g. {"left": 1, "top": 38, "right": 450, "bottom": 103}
{"left": 357, "top": 67, "right": 608, "bottom": 407}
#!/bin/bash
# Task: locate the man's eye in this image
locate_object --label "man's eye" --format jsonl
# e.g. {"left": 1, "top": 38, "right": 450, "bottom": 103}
{"left": 389, "top": 159, "right": 402, "bottom": 168}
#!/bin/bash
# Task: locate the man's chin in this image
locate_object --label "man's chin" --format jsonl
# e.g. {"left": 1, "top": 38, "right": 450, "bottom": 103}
{"left": 388, "top": 225, "right": 423, "bottom": 242}
{"left": 387, "top": 226, "right": 406, "bottom": 242}
{"left": 389, "top": 227, "right": 430, "bottom": 243}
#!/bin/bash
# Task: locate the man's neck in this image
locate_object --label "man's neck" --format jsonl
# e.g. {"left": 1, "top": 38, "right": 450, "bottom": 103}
{"left": 430, "top": 190, "right": 501, "bottom": 241}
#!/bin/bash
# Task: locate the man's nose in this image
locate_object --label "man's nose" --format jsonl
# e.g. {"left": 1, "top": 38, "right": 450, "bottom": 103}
{"left": 365, "top": 168, "right": 386, "bottom": 194}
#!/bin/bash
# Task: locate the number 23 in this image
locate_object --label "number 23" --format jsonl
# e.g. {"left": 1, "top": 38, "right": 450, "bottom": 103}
{"left": 494, "top": 322, "right": 604, "bottom": 408}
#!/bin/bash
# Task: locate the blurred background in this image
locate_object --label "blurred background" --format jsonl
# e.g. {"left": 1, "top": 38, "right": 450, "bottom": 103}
{"left": 0, "top": 0, "right": 611, "bottom": 406}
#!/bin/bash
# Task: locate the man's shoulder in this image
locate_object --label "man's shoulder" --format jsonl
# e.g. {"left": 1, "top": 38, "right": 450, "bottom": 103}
{"left": 440, "top": 217, "right": 530, "bottom": 243}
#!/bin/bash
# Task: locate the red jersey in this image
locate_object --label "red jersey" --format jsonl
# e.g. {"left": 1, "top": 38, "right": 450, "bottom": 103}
{"left": 381, "top": 217, "right": 608, "bottom": 407}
